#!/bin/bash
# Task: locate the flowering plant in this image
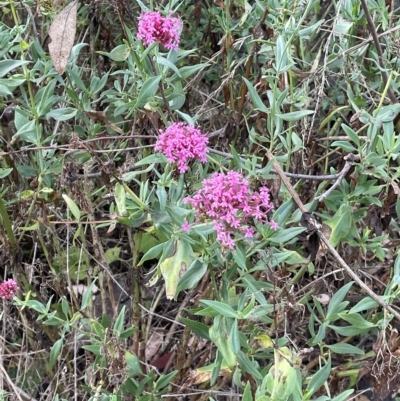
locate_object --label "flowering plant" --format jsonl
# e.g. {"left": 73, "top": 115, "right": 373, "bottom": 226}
{"left": 155, "top": 122, "right": 208, "bottom": 173}
{"left": 0, "top": 279, "right": 19, "bottom": 300}
{"left": 183, "top": 171, "right": 278, "bottom": 248}
{"left": 137, "top": 11, "right": 181, "bottom": 50}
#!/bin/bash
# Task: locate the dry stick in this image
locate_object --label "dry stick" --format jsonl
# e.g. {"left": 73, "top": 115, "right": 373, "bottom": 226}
{"left": 0, "top": 364, "right": 37, "bottom": 401}
{"left": 265, "top": 150, "right": 400, "bottom": 322}
{"left": 209, "top": 148, "right": 344, "bottom": 180}
{"left": 315, "top": 153, "right": 360, "bottom": 202}
{"left": 360, "top": 0, "right": 398, "bottom": 104}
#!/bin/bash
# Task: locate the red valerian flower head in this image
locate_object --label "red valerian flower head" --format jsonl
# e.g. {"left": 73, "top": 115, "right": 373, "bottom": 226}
{"left": 183, "top": 171, "right": 278, "bottom": 249}
{"left": 137, "top": 11, "right": 181, "bottom": 51}
{"left": 155, "top": 122, "right": 208, "bottom": 173}
{"left": 0, "top": 279, "right": 19, "bottom": 300}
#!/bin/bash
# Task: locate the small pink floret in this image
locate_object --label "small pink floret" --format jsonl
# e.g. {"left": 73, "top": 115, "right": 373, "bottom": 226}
{"left": 137, "top": 11, "right": 181, "bottom": 50}
{"left": 155, "top": 122, "right": 208, "bottom": 173}
{"left": 181, "top": 221, "right": 190, "bottom": 232}
{"left": 0, "top": 279, "right": 19, "bottom": 300}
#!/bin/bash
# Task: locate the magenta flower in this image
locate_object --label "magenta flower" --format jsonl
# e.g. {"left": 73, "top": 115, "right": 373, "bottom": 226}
{"left": 155, "top": 122, "right": 208, "bottom": 173}
{"left": 137, "top": 11, "right": 181, "bottom": 51}
{"left": 0, "top": 279, "right": 19, "bottom": 300}
{"left": 181, "top": 221, "right": 190, "bottom": 232}
{"left": 184, "top": 171, "right": 278, "bottom": 249}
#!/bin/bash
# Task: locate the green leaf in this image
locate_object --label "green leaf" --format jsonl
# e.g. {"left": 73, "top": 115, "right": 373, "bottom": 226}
{"left": 331, "top": 390, "right": 355, "bottom": 401}
{"left": 155, "top": 370, "right": 178, "bottom": 392}
{"left": 243, "top": 382, "right": 253, "bottom": 401}
{"left": 16, "top": 120, "right": 38, "bottom": 144}
{"left": 113, "top": 305, "right": 126, "bottom": 334}
{"left": 268, "top": 227, "right": 306, "bottom": 244}
{"left": 138, "top": 242, "right": 166, "bottom": 265}
{"left": 326, "top": 343, "right": 364, "bottom": 355}
{"left": 328, "top": 324, "right": 370, "bottom": 336}
{"left": 337, "top": 312, "right": 376, "bottom": 329}
{"left": 125, "top": 351, "right": 142, "bottom": 377}
{"left": 242, "top": 77, "right": 269, "bottom": 113}
{"left": 200, "top": 300, "right": 238, "bottom": 319}
{"left": 104, "top": 247, "right": 121, "bottom": 264}
{"left": 92, "top": 320, "right": 106, "bottom": 341}
{"left": 156, "top": 55, "right": 180, "bottom": 76}
{"left": 341, "top": 124, "right": 360, "bottom": 146}
{"left": 233, "top": 242, "right": 247, "bottom": 270}
{"left": 349, "top": 296, "right": 379, "bottom": 313}
{"left": 298, "top": 20, "right": 325, "bottom": 38}
{"left": 237, "top": 351, "right": 263, "bottom": 382}
{"left": 120, "top": 326, "right": 136, "bottom": 339}
{"left": 98, "top": 44, "right": 130, "bottom": 61}
{"left": 375, "top": 104, "right": 400, "bottom": 122}
{"left": 331, "top": 141, "right": 357, "bottom": 152}
{"left": 82, "top": 344, "right": 101, "bottom": 354}
{"left": 326, "top": 281, "right": 353, "bottom": 320}
{"left": 276, "top": 110, "right": 314, "bottom": 121}
{"left": 160, "top": 240, "right": 194, "bottom": 299}
{"left": 324, "top": 204, "right": 352, "bottom": 247}
{"left": 274, "top": 35, "right": 287, "bottom": 73}
{"left": 176, "top": 259, "right": 207, "bottom": 297}
{"left": 49, "top": 337, "right": 63, "bottom": 369}
{"left": 114, "top": 183, "right": 127, "bottom": 216}
{"left": 209, "top": 317, "right": 237, "bottom": 368}
{"left": 62, "top": 194, "right": 81, "bottom": 220}
{"left": 0, "top": 60, "right": 30, "bottom": 78}
{"left": 46, "top": 108, "right": 77, "bottom": 121}
{"left": 229, "top": 319, "right": 240, "bottom": 354}
{"left": 333, "top": 18, "right": 353, "bottom": 34}
{"left": 81, "top": 280, "right": 98, "bottom": 310}
{"left": 180, "top": 317, "right": 210, "bottom": 340}
{"left": 0, "top": 168, "right": 13, "bottom": 178}
{"left": 136, "top": 76, "right": 162, "bottom": 108}
{"left": 178, "top": 63, "right": 210, "bottom": 80}
{"left": 306, "top": 357, "right": 331, "bottom": 395}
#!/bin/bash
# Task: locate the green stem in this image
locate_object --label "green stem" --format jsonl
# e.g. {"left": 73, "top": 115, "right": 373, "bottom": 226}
{"left": 0, "top": 197, "right": 16, "bottom": 250}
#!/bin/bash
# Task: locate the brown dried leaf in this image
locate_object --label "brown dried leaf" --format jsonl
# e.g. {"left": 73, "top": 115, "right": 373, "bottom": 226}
{"left": 184, "top": 367, "right": 231, "bottom": 385}
{"left": 389, "top": 178, "right": 399, "bottom": 195}
{"left": 48, "top": 0, "right": 78, "bottom": 75}
{"left": 84, "top": 110, "right": 109, "bottom": 124}
{"left": 145, "top": 329, "right": 164, "bottom": 361}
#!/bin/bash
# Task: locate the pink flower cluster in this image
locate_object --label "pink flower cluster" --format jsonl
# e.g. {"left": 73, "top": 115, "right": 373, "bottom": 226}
{"left": 0, "top": 279, "right": 19, "bottom": 300}
{"left": 155, "top": 122, "right": 208, "bottom": 173}
{"left": 137, "top": 11, "right": 181, "bottom": 51}
{"left": 184, "top": 171, "right": 278, "bottom": 249}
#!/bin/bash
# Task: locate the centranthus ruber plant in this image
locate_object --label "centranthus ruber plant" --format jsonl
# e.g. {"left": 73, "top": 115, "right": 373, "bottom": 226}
{"left": 0, "top": 279, "right": 19, "bottom": 300}
{"left": 183, "top": 171, "right": 278, "bottom": 249}
{"left": 137, "top": 11, "right": 181, "bottom": 50}
{"left": 155, "top": 122, "right": 208, "bottom": 173}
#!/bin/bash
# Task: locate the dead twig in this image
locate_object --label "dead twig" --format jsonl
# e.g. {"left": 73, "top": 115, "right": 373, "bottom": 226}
{"left": 209, "top": 148, "right": 350, "bottom": 181}
{"left": 315, "top": 153, "right": 360, "bottom": 202}
{"left": 0, "top": 364, "right": 38, "bottom": 401}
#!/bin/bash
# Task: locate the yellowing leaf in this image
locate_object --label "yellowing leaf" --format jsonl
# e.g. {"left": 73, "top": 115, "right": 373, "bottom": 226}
{"left": 48, "top": 0, "right": 78, "bottom": 74}
{"left": 160, "top": 240, "right": 193, "bottom": 300}
{"left": 255, "top": 334, "right": 275, "bottom": 349}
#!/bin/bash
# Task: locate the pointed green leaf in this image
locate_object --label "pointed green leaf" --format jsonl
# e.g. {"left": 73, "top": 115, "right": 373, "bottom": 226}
{"left": 242, "top": 77, "right": 269, "bottom": 113}
{"left": 324, "top": 204, "right": 352, "bottom": 247}
{"left": 49, "top": 337, "right": 63, "bottom": 369}
{"left": 62, "top": 194, "right": 81, "bottom": 220}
